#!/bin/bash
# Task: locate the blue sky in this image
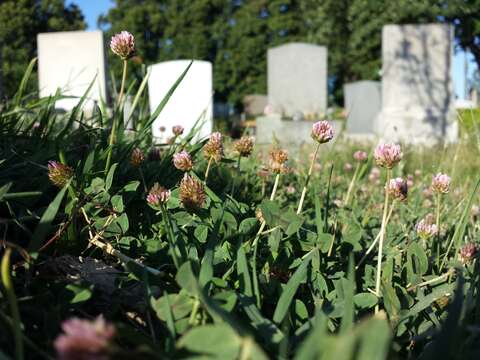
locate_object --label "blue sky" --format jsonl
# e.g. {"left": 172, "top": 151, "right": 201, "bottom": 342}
{"left": 70, "top": 0, "right": 477, "bottom": 100}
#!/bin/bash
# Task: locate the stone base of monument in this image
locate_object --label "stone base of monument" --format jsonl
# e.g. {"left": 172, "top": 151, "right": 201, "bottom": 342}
{"left": 376, "top": 107, "right": 458, "bottom": 145}
{"left": 255, "top": 115, "right": 343, "bottom": 146}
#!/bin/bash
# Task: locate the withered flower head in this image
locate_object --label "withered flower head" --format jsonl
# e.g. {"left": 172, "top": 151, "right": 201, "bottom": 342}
{"left": 130, "top": 148, "right": 145, "bottom": 167}
{"left": 203, "top": 132, "right": 224, "bottom": 163}
{"left": 179, "top": 174, "right": 206, "bottom": 211}
{"left": 48, "top": 161, "right": 73, "bottom": 187}
{"left": 268, "top": 148, "right": 289, "bottom": 173}
{"left": 234, "top": 136, "right": 254, "bottom": 157}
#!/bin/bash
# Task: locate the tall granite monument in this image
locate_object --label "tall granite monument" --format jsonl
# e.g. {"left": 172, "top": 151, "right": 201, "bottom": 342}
{"left": 377, "top": 24, "right": 457, "bottom": 144}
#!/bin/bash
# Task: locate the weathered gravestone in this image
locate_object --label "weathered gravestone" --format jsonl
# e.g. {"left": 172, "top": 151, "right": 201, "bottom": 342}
{"left": 345, "top": 81, "right": 381, "bottom": 136}
{"left": 243, "top": 94, "right": 268, "bottom": 117}
{"left": 256, "top": 115, "right": 342, "bottom": 147}
{"left": 377, "top": 24, "right": 457, "bottom": 144}
{"left": 148, "top": 60, "right": 213, "bottom": 142}
{"left": 37, "top": 31, "right": 107, "bottom": 111}
{"left": 267, "top": 43, "right": 327, "bottom": 117}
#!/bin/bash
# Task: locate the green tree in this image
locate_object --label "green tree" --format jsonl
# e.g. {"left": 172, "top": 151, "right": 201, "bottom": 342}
{"left": 0, "top": 0, "right": 85, "bottom": 97}
{"left": 100, "top": 0, "right": 309, "bottom": 108}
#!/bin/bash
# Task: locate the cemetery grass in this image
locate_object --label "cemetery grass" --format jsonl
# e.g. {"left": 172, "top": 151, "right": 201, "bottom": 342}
{"left": 1, "top": 67, "right": 480, "bottom": 359}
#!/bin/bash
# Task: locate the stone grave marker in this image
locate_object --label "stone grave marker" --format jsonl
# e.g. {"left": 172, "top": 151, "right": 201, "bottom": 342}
{"left": 148, "top": 60, "right": 213, "bottom": 142}
{"left": 377, "top": 24, "right": 457, "bottom": 144}
{"left": 37, "top": 30, "right": 107, "bottom": 111}
{"left": 344, "top": 81, "right": 381, "bottom": 136}
{"left": 243, "top": 94, "right": 268, "bottom": 117}
{"left": 267, "top": 43, "right": 327, "bottom": 117}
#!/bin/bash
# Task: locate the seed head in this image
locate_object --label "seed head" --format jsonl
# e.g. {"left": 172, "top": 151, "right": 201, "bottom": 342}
{"left": 255, "top": 208, "right": 264, "bottom": 223}
{"left": 416, "top": 215, "right": 438, "bottom": 240}
{"left": 203, "top": 132, "right": 223, "bottom": 163}
{"left": 172, "top": 125, "right": 184, "bottom": 137}
{"left": 459, "top": 243, "right": 477, "bottom": 264}
{"left": 54, "top": 316, "right": 115, "bottom": 360}
{"left": 471, "top": 204, "right": 480, "bottom": 218}
{"left": 386, "top": 177, "right": 408, "bottom": 201}
{"left": 110, "top": 31, "right": 135, "bottom": 60}
{"left": 179, "top": 174, "right": 206, "bottom": 211}
{"left": 353, "top": 150, "right": 368, "bottom": 162}
{"left": 268, "top": 148, "right": 289, "bottom": 173}
{"left": 130, "top": 148, "right": 145, "bottom": 167}
{"left": 48, "top": 161, "right": 73, "bottom": 187}
{"left": 374, "top": 143, "right": 402, "bottom": 169}
{"left": 431, "top": 173, "right": 451, "bottom": 194}
{"left": 173, "top": 150, "right": 193, "bottom": 172}
{"left": 234, "top": 136, "right": 255, "bottom": 157}
{"left": 311, "top": 121, "right": 334, "bottom": 144}
{"left": 146, "top": 183, "right": 171, "bottom": 207}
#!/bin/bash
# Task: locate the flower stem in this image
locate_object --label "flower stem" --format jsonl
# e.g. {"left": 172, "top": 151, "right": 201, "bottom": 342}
{"left": 105, "top": 60, "right": 128, "bottom": 174}
{"left": 345, "top": 163, "right": 360, "bottom": 206}
{"left": 230, "top": 156, "right": 241, "bottom": 197}
{"left": 436, "top": 194, "right": 441, "bottom": 267}
{"left": 375, "top": 169, "right": 391, "bottom": 313}
{"left": 356, "top": 202, "right": 395, "bottom": 270}
{"left": 204, "top": 157, "right": 213, "bottom": 182}
{"left": 297, "top": 143, "right": 320, "bottom": 214}
{"left": 117, "top": 59, "right": 128, "bottom": 106}
{"left": 161, "top": 205, "right": 180, "bottom": 269}
{"left": 252, "top": 172, "right": 281, "bottom": 307}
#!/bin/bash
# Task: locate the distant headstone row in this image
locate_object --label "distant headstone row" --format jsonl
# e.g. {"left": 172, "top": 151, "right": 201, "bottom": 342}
{"left": 344, "top": 24, "right": 456, "bottom": 144}
{"left": 37, "top": 23, "right": 458, "bottom": 146}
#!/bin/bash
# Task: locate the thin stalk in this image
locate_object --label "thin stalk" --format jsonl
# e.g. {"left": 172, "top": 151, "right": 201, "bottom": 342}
{"left": 344, "top": 163, "right": 360, "bottom": 206}
{"left": 105, "top": 60, "right": 128, "bottom": 174}
{"left": 230, "top": 156, "right": 241, "bottom": 197}
{"left": 189, "top": 298, "right": 201, "bottom": 325}
{"left": 270, "top": 173, "right": 280, "bottom": 201}
{"left": 161, "top": 205, "right": 181, "bottom": 269}
{"left": 375, "top": 169, "right": 391, "bottom": 313}
{"left": 117, "top": 59, "right": 128, "bottom": 106}
{"left": 1, "top": 248, "right": 24, "bottom": 360}
{"left": 297, "top": 143, "right": 320, "bottom": 214}
{"left": 356, "top": 203, "right": 395, "bottom": 270}
{"left": 252, "top": 172, "right": 281, "bottom": 307}
{"left": 436, "top": 193, "right": 441, "bottom": 267}
{"left": 81, "top": 211, "right": 165, "bottom": 277}
{"left": 138, "top": 166, "right": 147, "bottom": 193}
{"left": 204, "top": 157, "right": 213, "bottom": 182}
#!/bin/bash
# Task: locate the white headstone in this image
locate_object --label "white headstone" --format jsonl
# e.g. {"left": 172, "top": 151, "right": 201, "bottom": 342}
{"left": 148, "top": 60, "right": 213, "bottom": 142}
{"left": 377, "top": 24, "right": 457, "bottom": 144}
{"left": 37, "top": 31, "right": 107, "bottom": 111}
{"left": 268, "top": 43, "right": 327, "bottom": 117}
{"left": 345, "top": 81, "right": 381, "bottom": 135}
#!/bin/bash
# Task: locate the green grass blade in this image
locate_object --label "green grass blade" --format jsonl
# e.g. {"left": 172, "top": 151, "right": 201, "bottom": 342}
{"left": 28, "top": 183, "right": 69, "bottom": 252}
{"left": 273, "top": 251, "right": 313, "bottom": 324}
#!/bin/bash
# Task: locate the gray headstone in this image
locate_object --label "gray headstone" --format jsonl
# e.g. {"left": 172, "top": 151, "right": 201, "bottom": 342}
{"left": 37, "top": 31, "right": 108, "bottom": 111}
{"left": 256, "top": 115, "right": 342, "bottom": 147}
{"left": 243, "top": 94, "right": 267, "bottom": 116}
{"left": 345, "top": 81, "right": 381, "bottom": 135}
{"left": 268, "top": 43, "right": 327, "bottom": 117}
{"left": 377, "top": 24, "right": 457, "bottom": 144}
